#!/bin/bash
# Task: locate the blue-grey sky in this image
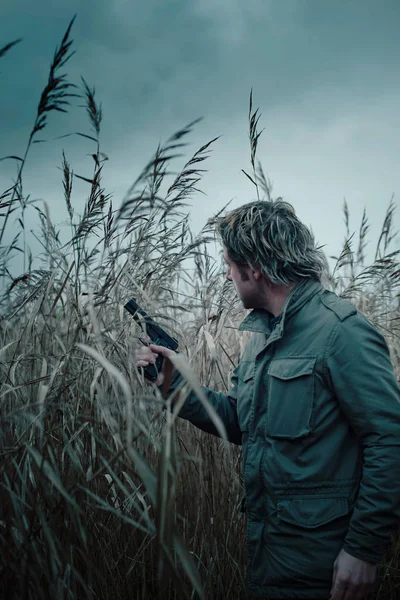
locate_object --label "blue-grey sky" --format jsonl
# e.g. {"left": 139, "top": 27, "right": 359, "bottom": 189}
{"left": 1, "top": 0, "right": 399, "bottom": 275}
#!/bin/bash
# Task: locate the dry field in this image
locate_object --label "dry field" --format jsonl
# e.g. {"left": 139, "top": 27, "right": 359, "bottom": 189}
{"left": 1, "top": 19, "right": 399, "bottom": 600}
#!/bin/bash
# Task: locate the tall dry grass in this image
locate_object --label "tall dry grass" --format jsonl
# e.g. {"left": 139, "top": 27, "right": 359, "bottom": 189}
{"left": 1, "top": 18, "right": 399, "bottom": 600}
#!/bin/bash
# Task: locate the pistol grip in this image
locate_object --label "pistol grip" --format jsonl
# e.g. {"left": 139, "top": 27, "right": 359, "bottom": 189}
{"left": 143, "top": 354, "right": 164, "bottom": 382}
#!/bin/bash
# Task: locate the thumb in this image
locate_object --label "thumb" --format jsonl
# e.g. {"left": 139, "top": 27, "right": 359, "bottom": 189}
{"left": 149, "top": 344, "right": 174, "bottom": 358}
{"left": 329, "top": 560, "right": 339, "bottom": 599}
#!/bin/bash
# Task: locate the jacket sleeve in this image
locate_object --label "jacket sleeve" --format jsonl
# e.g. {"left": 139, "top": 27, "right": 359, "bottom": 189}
{"left": 164, "top": 365, "right": 242, "bottom": 445}
{"left": 326, "top": 312, "right": 400, "bottom": 563}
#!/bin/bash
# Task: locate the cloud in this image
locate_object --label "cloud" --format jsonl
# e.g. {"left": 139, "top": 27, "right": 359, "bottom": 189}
{"left": 190, "top": 0, "right": 274, "bottom": 44}
{"left": 1, "top": 0, "right": 399, "bottom": 276}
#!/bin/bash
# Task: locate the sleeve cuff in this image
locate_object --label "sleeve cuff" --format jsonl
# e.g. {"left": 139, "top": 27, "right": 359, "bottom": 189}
{"left": 343, "top": 534, "right": 390, "bottom": 564}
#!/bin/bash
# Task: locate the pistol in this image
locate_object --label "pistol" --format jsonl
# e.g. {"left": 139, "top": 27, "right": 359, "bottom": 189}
{"left": 124, "top": 298, "right": 179, "bottom": 382}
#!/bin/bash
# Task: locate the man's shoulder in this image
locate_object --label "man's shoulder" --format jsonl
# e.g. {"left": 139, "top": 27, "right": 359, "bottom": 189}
{"left": 317, "top": 290, "right": 357, "bottom": 322}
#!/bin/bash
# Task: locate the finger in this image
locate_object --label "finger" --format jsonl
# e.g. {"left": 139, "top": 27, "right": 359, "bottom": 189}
{"left": 136, "top": 346, "right": 157, "bottom": 358}
{"left": 136, "top": 361, "right": 149, "bottom": 368}
{"left": 137, "top": 349, "right": 156, "bottom": 359}
{"left": 331, "top": 560, "right": 338, "bottom": 589}
{"left": 329, "top": 581, "right": 347, "bottom": 600}
{"left": 149, "top": 345, "right": 165, "bottom": 357}
{"left": 353, "top": 583, "right": 372, "bottom": 600}
{"left": 136, "top": 359, "right": 155, "bottom": 367}
{"left": 366, "top": 581, "right": 376, "bottom": 595}
{"left": 149, "top": 344, "right": 171, "bottom": 357}
{"left": 329, "top": 564, "right": 338, "bottom": 600}
{"left": 343, "top": 586, "right": 361, "bottom": 600}
{"left": 330, "top": 590, "right": 346, "bottom": 600}
{"left": 341, "top": 584, "right": 356, "bottom": 600}
{"left": 135, "top": 354, "right": 152, "bottom": 364}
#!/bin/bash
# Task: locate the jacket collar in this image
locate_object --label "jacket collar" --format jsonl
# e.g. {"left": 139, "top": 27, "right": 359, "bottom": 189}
{"left": 238, "top": 279, "right": 323, "bottom": 340}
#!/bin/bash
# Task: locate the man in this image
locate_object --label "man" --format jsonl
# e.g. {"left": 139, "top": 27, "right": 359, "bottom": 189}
{"left": 135, "top": 200, "right": 400, "bottom": 599}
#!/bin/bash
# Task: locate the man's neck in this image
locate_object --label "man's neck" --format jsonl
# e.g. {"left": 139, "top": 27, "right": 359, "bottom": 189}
{"left": 264, "top": 282, "right": 297, "bottom": 317}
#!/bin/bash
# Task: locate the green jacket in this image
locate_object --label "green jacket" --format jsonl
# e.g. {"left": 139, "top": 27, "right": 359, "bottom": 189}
{"left": 168, "top": 279, "right": 400, "bottom": 599}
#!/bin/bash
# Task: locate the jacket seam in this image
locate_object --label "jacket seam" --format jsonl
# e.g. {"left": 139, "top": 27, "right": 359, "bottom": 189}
{"left": 322, "top": 320, "right": 341, "bottom": 390}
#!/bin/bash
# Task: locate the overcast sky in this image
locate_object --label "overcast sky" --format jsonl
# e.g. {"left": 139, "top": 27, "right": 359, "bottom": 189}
{"left": 1, "top": 0, "right": 399, "bottom": 277}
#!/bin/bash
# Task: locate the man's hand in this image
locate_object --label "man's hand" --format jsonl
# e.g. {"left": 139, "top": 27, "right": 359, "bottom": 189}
{"left": 329, "top": 548, "right": 377, "bottom": 600}
{"left": 135, "top": 336, "right": 176, "bottom": 388}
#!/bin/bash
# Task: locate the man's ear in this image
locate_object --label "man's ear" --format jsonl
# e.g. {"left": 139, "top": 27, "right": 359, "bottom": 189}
{"left": 253, "top": 268, "right": 263, "bottom": 281}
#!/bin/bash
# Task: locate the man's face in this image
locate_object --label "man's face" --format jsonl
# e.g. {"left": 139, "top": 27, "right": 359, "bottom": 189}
{"left": 223, "top": 248, "right": 262, "bottom": 309}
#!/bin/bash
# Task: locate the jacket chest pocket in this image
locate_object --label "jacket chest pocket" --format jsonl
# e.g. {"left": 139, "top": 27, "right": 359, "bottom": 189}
{"left": 266, "top": 357, "right": 316, "bottom": 439}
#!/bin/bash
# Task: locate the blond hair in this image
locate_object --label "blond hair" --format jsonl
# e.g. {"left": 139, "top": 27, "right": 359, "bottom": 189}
{"left": 208, "top": 200, "right": 328, "bottom": 285}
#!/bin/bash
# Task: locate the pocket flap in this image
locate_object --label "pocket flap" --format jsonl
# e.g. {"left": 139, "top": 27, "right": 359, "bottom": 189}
{"left": 277, "top": 497, "right": 349, "bottom": 528}
{"left": 268, "top": 357, "right": 316, "bottom": 380}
